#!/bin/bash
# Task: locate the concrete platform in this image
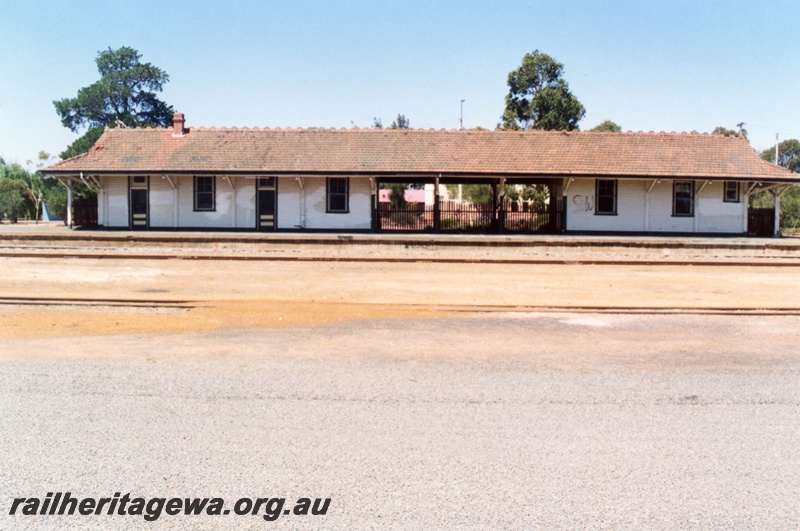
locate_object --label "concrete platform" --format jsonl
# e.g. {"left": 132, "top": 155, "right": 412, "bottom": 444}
{"left": 1, "top": 222, "right": 799, "bottom": 265}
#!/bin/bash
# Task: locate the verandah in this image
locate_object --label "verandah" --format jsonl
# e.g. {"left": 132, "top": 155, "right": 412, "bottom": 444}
{"left": 374, "top": 178, "right": 562, "bottom": 234}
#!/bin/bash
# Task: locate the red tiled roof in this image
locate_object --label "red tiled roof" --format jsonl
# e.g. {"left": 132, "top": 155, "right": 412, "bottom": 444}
{"left": 44, "top": 126, "right": 797, "bottom": 182}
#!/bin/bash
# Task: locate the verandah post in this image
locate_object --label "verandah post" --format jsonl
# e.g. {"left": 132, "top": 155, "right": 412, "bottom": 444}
{"left": 497, "top": 178, "right": 506, "bottom": 233}
{"left": 66, "top": 180, "right": 73, "bottom": 229}
{"left": 433, "top": 175, "right": 440, "bottom": 233}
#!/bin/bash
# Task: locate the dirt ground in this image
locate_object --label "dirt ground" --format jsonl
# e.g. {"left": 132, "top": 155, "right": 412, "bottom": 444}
{"left": 3, "top": 248, "right": 800, "bottom": 528}
{"left": 1, "top": 254, "right": 799, "bottom": 346}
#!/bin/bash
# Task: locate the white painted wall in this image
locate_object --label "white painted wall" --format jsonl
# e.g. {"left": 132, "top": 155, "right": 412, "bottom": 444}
{"left": 566, "top": 179, "right": 645, "bottom": 231}
{"left": 235, "top": 177, "right": 256, "bottom": 229}
{"left": 102, "top": 174, "right": 746, "bottom": 233}
{"left": 106, "top": 176, "right": 129, "bottom": 227}
{"left": 175, "top": 175, "right": 235, "bottom": 228}
{"left": 278, "top": 176, "right": 372, "bottom": 230}
{"left": 646, "top": 181, "right": 695, "bottom": 232}
{"left": 695, "top": 181, "right": 745, "bottom": 233}
{"left": 102, "top": 174, "right": 372, "bottom": 230}
{"left": 566, "top": 178, "right": 746, "bottom": 233}
{"left": 278, "top": 177, "right": 302, "bottom": 229}
{"left": 149, "top": 176, "right": 175, "bottom": 228}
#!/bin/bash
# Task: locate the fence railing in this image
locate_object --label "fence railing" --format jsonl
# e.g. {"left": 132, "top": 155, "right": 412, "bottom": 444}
{"left": 747, "top": 208, "right": 774, "bottom": 237}
{"left": 377, "top": 203, "right": 434, "bottom": 231}
{"left": 440, "top": 201, "right": 495, "bottom": 232}
{"left": 73, "top": 198, "right": 98, "bottom": 227}
{"left": 377, "top": 199, "right": 562, "bottom": 233}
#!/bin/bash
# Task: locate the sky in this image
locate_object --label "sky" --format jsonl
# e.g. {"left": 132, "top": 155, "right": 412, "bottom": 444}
{"left": 1, "top": 0, "right": 799, "bottom": 167}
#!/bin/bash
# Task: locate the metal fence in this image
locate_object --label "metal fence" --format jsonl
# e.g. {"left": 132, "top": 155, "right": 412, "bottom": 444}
{"left": 377, "top": 199, "right": 562, "bottom": 234}
{"left": 439, "top": 201, "right": 495, "bottom": 232}
{"left": 747, "top": 208, "right": 774, "bottom": 237}
{"left": 377, "top": 203, "right": 434, "bottom": 231}
{"left": 73, "top": 197, "right": 98, "bottom": 227}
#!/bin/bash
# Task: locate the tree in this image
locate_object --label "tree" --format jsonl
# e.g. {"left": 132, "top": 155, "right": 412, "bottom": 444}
{"left": 386, "top": 183, "right": 408, "bottom": 209}
{"left": 760, "top": 139, "right": 800, "bottom": 173}
{"left": 390, "top": 114, "right": 410, "bottom": 129}
{"left": 43, "top": 184, "right": 68, "bottom": 221}
{"left": 448, "top": 184, "right": 493, "bottom": 204}
{"left": 21, "top": 151, "right": 55, "bottom": 223}
{"left": 500, "top": 50, "right": 585, "bottom": 131}
{"left": 752, "top": 139, "right": 800, "bottom": 232}
{"left": 591, "top": 120, "right": 622, "bottom": 132}
{"left": 59, "top": 126, "right": 105, "bottom": 160}
{"left": 504, "top": 184, "right": 549, "bottom": 208}
{"left": 0, "top": 178, "right": 28, "bottom": 223}
{"left": 54, "top": 46, "right": 175, "bottom": 159}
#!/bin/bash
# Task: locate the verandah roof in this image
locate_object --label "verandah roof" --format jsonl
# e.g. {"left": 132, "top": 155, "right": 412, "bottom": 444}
{"left": 43, "top": 125, "right": 797, "bottom": 183}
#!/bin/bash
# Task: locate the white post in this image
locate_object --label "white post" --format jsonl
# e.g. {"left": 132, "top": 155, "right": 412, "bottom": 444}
{"left": 231, "top": 178, "right": 237, "bottom": 228}
{"left": 299, "top": 177, "right": 307, "bottom": 229}
{"left": 66, "top": 180, "right": 73, "bottom": 229}
{"left": 773, "top": 187, "right": 788, "bottom": 237}
{"left": 173, "top": 179, "right": 178, "bottom": 228}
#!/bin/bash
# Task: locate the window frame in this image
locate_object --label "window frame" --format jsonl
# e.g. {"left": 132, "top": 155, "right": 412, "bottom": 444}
{"left": 723, "top": 181, "right": 740, "bottom": 203}
{"left": 595, "top": 179, "right": 618, "bottom": 215}
{"left": 193, "top": 175, "right": 216, "bottom": 212}
{"left": 672, "top": 181, "right": 694, "bottom": 217}
{"left": 326, "top": 177, "right": 349, "bottom": 214}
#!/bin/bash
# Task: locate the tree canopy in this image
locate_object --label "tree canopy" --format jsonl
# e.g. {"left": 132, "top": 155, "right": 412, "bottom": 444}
{"left": 499, "top": 50, "right": 585, "bottom": 131}
{"left": 390, "top": 114, "right": 410, "bottom": 129}
{"left": 591, "top": 120, "right": 622, "bottom": 132}
{"left": 53, "top": 46, "right": 175, "bottom": 159}
{"left": 0, "top": 155, "right": 66, "bottom": 223}
{"left": 752, "top": 138, "right": 800, "bottom": 232}
{"left": 761, "top": 139, "right": 800, "bottom": 172}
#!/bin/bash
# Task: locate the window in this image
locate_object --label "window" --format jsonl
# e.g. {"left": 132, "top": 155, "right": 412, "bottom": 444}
{"left": 326, "top": 177, "right": 349, "bottom": 213}
{"left": 724, "top": 181, "right": 740, "bottom": 203}
{"left": 258, "top": 177, "right": 276, "bottom": 189}
{"left": 194, "top": 176, "right": 215, "bottom": 211}
{"left": 595, "top": 179, "right": 617, "bottom": 215}
{"left": 673, "top": 181, "right": 694, "bottom": 216}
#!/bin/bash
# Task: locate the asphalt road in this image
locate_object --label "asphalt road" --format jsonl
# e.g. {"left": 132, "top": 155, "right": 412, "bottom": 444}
{"left": 2, "top": 312, "right": 799, "bottom": 529}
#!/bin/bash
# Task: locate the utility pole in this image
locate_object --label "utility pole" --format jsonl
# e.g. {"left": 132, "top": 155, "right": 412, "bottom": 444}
{"left": 460, "top": 99, "right": 465, "bottom": 130}
{"left": 775, "top": 133, "right": 780, "bottom": 165}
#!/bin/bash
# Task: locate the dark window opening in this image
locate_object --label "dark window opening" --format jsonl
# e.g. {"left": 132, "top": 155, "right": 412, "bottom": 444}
{"left": 596, "top": 179, "right": 617, "bottom": 215}
{"left": 327, "top": 177, "right": 349, "bottom": 213}
{"left": 673, "top": 181, "right": 694, "bottom": 216}
{"left": 724, "top": 181, "right": 740, "bottom": 203}
{"left": 194, "top": 176, "right": 215, "bottom": 211}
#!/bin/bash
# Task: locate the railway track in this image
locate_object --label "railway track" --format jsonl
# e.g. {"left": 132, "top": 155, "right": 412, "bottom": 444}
{"left": 0, "top": 296, "right": 195, "bottom": 309}
{"left": 1, "top": 296, "right": 797, "bottom": 316}
{"left": 0, "top": 248, "right": 799, "bottom": 267}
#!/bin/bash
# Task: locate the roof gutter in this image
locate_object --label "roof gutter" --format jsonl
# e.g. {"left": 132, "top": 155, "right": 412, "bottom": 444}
{"left": 39, "top": 170, "right": 800, "bottom": 184}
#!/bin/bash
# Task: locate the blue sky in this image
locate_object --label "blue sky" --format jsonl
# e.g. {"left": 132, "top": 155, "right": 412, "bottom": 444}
{"left": 1, "top": 1, "right": 798, "bottom": 166}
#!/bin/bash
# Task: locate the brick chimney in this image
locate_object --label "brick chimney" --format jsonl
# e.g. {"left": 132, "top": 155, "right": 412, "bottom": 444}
{"left": 172, "top": 113, "right": 186, "bottom": 136}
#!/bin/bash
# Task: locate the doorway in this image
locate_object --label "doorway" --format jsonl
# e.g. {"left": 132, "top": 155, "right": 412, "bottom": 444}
{"left": 129, "top": 176, "right": 149, "bottom": 229}
{"left": 257, "top": 177, "right": 277, "bottom": 230}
